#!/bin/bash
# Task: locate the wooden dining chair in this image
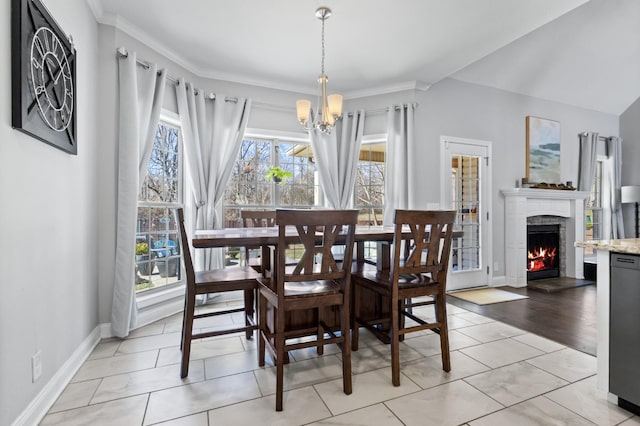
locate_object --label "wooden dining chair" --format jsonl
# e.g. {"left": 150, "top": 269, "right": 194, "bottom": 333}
{"left": 240, "top": 209, "right": 276, "bottom": 273}
{"left": 257, "top": 209, "right": 358, "bottom": 411}
{"left": 351, "top": 209, "right": 456, "bottom": 386}
{"left": 176, "top": 208, "right": 260, "bottom": 378}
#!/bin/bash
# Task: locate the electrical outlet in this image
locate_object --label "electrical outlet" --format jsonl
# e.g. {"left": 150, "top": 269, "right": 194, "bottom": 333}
{"left": 32, "top": 350, "right": 42, "bottom": 383}
{"left": 494, "top": 261, "right": 499, "bottom": 272}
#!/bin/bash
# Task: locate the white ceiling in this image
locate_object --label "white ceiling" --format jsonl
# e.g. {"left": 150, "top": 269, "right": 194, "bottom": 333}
{"left": 89, "top": 0, "right": 639, "bottom": 115}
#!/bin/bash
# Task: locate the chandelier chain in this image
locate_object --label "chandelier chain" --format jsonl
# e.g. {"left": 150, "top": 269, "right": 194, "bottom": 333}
{"left": 320, "top": 14, "right": 325, "bottom": 75}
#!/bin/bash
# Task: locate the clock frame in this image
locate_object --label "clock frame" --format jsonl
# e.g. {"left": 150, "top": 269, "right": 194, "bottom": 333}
{"left": 11, "top": 0, "right": 77, "bottom": 155}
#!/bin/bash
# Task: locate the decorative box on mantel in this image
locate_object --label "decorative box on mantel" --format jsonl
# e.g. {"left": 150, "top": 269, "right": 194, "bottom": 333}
{"left": 501, "top": 188, "right": 590, "bottom": 287}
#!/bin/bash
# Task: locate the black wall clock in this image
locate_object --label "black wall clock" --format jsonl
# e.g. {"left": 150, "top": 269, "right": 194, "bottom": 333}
{"left": 12, "top": 0, "right": 77, "bottom": 155}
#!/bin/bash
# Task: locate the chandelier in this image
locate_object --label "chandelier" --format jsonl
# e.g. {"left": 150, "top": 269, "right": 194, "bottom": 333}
{"left": 296, "top": 7, "right": 343, "bottom": 134}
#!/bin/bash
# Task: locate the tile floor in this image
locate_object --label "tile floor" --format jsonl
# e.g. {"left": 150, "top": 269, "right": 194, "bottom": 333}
{"left": 41, "top": 298, "right": 640, "bottom": 426}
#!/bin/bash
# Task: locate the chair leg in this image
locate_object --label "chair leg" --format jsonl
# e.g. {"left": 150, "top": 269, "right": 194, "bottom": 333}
{"left": 351, "top": 284, "right": 360, "bottom": 351}
{"left": 437, "top": 294, "right": 451, "bottom": 372}
{"left": 390, "top": 297, "right": 401, "bottom": 386}
{"left": 340, "top": 302, "right": 352, "bottom": 395}
{"left": 398, "top": 297, "right": 407, "bottom": 342}
{"left": 275, "top": 303, "right": 286, "bottom": 411}
{"left": 317, "top": 307, "right": 324, "bottom": 356}
{"left": 244, "top": 288, "right": 255, "bottom": 340}
{"left": 179, "top": 292, "right": 189, "bottom": 351}
{"left": 258, "top": 291, "right": 267, "bottom": 367}
{"left": 180, "top": 294, "right": 196, "bottom": 378}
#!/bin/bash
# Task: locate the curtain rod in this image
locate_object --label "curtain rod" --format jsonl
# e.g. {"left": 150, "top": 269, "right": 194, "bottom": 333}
{"left": 578, "top": 132, "right": 612, "bottom": 142}
{"left": 117, "top": 47, "right": 240, "bottom": 103}
{"left": 116, "top": 47, "right": 418, "bottom": 114}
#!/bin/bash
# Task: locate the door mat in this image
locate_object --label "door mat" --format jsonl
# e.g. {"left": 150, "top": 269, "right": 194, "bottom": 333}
{"left": 449, "top": 288, "right": 529, "bottom": 305}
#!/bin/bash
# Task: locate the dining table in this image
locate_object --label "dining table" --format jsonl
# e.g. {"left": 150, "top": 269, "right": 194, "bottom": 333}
{"left": 192, "top": 224, "right": 406, "bottom": 270}
{"left": 192, "top": 224, "right": 462, "bottom": 334}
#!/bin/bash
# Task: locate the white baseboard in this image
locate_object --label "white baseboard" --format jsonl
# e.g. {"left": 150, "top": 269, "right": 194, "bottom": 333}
{"left": 491, "top": 275, "right": 507, "bottom": 286}
{"left": 100, "top": 323, "right": 113, "bottom": 339}
{"left": 12, "top": 326, "right": 102, "bottom": 426}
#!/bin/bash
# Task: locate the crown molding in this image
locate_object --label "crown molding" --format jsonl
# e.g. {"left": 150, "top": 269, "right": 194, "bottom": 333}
{"left": 86, "top": 0, "right": 104, "bottom": 22}
{"left": 343, "top": 81, "right": 431, "bottom": 100}
{"left": 89, "top": 5, "right": 433, "bottom": 99}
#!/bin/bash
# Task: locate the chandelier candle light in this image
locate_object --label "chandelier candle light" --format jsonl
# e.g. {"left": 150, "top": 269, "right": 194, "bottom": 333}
{"left": 296, "top": 7, "right": 343, "bottom": 134}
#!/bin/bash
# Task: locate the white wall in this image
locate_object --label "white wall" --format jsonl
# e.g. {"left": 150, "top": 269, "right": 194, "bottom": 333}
{"left": 0, "top": 0, "right": 100, "bottom": 424}
{"left": 620, "top": 96, "right": 640, "bottom": 237}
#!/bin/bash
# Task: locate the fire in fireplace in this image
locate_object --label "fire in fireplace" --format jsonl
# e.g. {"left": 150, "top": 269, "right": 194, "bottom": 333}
{"left": 527, "top": 224, "right": 560, "bottom": 280}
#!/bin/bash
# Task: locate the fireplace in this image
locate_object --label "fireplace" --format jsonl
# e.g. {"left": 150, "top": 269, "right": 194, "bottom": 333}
{"left": 527, "top": 224, "right": 560, "bottom": 280}
{"left": 501, "top": 188, "right": 589, "bottom": 287}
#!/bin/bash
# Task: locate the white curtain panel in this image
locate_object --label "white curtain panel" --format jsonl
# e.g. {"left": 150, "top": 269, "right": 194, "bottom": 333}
{"left": 112, "top": 52, "right": 167, "bottom": 337}
{"left": 577, "top": 132, "right": 598, "bottom": 191}
{"left": 383, "top": 104, "right": 416, "bottom": 225}
{"left": 609, "top": 136, "right": 625, "bottom": 238}
{"left": 309, "top": 111, "right": 365, "bottom": 209}
{"left": 176, "top": 80, "right": 251, "bottom": 269}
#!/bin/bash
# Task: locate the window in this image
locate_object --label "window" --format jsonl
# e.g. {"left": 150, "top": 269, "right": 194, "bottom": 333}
{"left": 224, "top": 137, "right": 318, "bottom": 264}
{"left": 224, "top": 138, "right": 318, "bottom": 218}
{"left": 585, "top": 160, "right": 603, "bottom": 256}
{"left": 355, "top": 143, "right": 385, "bottom": 225}
{"left": 355, "top": 142, "right": 386, "bottom": 261}
{"left": 224, "top": 135, "right": 387, "bottom": 263}
{"left": 450, "top": 154, "right": 480, "bottom": 271}
{"left": 135, "top": 119, "right": 183, "bottom": 293}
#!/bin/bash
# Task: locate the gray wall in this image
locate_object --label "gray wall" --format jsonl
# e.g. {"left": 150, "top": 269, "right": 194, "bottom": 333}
{"left": 414, "top": 78, "right": 618, "bottom": 276}
{"left": 620, "top": 96, "right": 640, "bottom": 237}
{"left": 0, "top": 0, "right": 100, "bottom": 424}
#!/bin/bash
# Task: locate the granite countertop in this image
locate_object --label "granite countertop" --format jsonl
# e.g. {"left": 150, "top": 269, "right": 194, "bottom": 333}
{"left": 575, "top": 238, "right": 640, "bottom": 254}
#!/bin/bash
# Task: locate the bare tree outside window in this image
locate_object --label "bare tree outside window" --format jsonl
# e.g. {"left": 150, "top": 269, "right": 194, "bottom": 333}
{"left": 223, "top": 138, "right": 318, "bottom": 264}
{"left": 224, "top": 139, "right": 317, "bottom": 226}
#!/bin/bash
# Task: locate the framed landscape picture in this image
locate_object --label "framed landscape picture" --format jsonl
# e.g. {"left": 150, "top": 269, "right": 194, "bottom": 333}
{"left": 526, "top": 116, "right": 560, "bottom": 183}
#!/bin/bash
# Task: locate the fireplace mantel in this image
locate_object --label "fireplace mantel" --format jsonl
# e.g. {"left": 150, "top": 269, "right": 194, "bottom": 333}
{"left": 501, "top": 188, "right": 590, "bottom": 287}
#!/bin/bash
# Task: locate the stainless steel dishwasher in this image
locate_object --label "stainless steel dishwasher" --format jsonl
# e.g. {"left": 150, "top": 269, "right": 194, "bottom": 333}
{"left": 610, "top": 252, "right": 640, "bottom": 414}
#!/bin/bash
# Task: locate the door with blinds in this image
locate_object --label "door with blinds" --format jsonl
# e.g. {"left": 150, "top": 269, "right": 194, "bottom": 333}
{"left": 441, "top": 137, "right": 492, "bottom": 291}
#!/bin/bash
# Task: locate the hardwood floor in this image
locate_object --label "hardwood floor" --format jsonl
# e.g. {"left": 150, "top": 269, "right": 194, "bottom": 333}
{"left": 447, "top": 279, "right": 597, "bottom": 356}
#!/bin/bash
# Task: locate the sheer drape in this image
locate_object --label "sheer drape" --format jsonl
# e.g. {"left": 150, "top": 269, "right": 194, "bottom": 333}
{"left": 309, "top": 111, "right": 365, "bottom": 208}
{"left": 383, "top": 104, "right": 416, "bottom": 225}
{"left": 113, "top": 52, "right": 167, "bottom": 337}
{"left": 176, "top": 79, "right": 251, "bottom": 269}
{"left": 577, "top": 132, "right": 598, "bottom": 191}
{"left": 608, "top": 136, "right": 624, "bottom": 238}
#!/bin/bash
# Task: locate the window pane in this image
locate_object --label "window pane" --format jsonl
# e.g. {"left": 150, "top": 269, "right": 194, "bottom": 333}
{"left": 224, "top": 138, "right": 317, "bottom": 210}
{"left": 585, "top": 161, "right": 603, "bottom": 256}
{"left": 356, "top": 144, "right": 386, "bottom": 228}
{"left": 136, "top": 121, "right": 183, "bottom": 293}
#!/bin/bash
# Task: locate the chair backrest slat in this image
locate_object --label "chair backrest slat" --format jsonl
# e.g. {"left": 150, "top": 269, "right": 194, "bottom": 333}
{"left": 241, "top": 210, "right": 276, "bottom": 228}
{"left": 176, "top": 208, "right": 196, "bottom": 290}
{"left": 276, "top": 209, "right": 358, "bottom": 284}
{"left": 391, "top": 210, "right": 456, "bottom": 284}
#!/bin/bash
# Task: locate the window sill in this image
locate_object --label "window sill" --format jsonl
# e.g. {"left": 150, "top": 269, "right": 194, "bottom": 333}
{"left": 137, "top": 283, "right": 185, "bottom": 310}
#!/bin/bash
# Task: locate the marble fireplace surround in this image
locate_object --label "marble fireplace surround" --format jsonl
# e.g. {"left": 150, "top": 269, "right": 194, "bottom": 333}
{"left": 501, "top": 188, "right": 590, "bottom": 287}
